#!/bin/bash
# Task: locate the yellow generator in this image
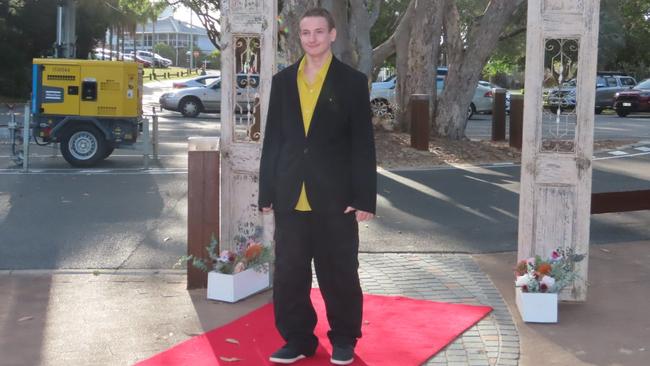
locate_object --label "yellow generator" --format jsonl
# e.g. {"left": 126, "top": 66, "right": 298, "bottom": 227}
{"left": 31, "top": 58, "right": 143, "bottom": 166}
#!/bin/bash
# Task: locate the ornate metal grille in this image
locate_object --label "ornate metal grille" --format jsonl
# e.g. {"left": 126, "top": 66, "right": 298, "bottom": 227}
{"left": 541, "top": 38, "right": 579, "bottom": 153}
{"left": 233, "top": 35, "right": 262, "bottom": 143}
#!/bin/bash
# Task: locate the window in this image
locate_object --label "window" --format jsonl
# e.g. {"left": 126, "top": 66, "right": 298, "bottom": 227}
{"left": 621, "top": 77, "right": 636, "bottom": 87}
{"left": 605, "top": 77, "right": 617, "bottom": 87}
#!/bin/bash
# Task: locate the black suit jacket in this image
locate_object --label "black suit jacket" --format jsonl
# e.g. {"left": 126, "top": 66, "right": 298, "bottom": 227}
{"left": 258, "top": 56, "right": 376, "bottom": 214}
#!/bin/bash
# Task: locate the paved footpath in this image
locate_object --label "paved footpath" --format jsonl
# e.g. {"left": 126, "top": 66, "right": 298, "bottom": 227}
{"left": 0, "top": 253, "right": 517, "bottom": 366}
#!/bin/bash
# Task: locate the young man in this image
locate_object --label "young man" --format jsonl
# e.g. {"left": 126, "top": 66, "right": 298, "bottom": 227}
{"left": 258, "top": 7, "right": 376, "bottom": 366}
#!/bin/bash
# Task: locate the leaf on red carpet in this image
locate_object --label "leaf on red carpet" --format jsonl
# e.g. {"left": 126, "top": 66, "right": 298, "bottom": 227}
{"left": 219, "top": 356, "right": 242, "bottom": 362}
{"left": 225, "top": 338, "right": 240, "bottom": 344}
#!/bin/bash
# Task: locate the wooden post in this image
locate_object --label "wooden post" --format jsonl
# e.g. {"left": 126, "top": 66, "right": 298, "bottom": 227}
{"left": 492, "top": 88, "right": 506, "bottom": 141}
{"left": 410, "top": 94, "right": 429, "bottom": 151}
{"left": 509, "top": 94, "right": 523, "bottom": 150}
{"left": 187, "top": 137, "right": 220, "bottom": 289}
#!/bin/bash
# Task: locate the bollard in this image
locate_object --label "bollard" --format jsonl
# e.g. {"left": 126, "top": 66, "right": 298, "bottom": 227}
{"left": 187, "top": 137, "right": 221, "bottom": 289}
{"left": 151, "top": 107, "right": 159, "bottom": 160}
{"left": 492, "top": 88, "right": 506, "bottom": 141}
{"left": 22, "top": 104, "right": 30, "bottom": 172}
{"left": 509, "top": 94, "right": 523, "bottom": 150}
{"left": 410, "top": 94, "right": 430, "bottom": 151}
{"left": 142, "top": 117, "right": 150, "bottom": 169}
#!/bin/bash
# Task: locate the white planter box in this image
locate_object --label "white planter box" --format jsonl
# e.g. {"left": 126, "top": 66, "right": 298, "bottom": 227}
{"left": 207, "top": 267, "right": 270, "bottom": 303}
{"left": 515, "top": 287, "right": 558, "bottom": 323}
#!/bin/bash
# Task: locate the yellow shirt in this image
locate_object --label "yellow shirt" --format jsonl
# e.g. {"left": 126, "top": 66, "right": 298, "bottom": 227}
{"left": 294, "top": 53, "right": 333, "bottom": 211}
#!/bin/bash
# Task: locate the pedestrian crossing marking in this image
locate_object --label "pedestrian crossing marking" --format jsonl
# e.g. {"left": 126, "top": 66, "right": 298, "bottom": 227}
{"left": 634, "top": 146, "right": 650, "bottom": 152}
{"left": 607, "top": 150, "right": 628, "bottom": 156}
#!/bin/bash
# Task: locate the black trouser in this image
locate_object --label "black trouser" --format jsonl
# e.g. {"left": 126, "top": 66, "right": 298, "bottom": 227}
{"left": 273, "top": 210, "right": 363, "bottom": 354}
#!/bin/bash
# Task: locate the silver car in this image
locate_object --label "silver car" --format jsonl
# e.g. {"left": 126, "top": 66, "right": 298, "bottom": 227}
{"left": 160, "top": 79, "right": 223, "bottom": 117}
{"left": 160, "top": 79, "right": 257, "bottom": 118}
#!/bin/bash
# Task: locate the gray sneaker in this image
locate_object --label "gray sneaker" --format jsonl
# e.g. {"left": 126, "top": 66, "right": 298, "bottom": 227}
{"left": 330, "top": 345, "right": 355, "bottom": 365}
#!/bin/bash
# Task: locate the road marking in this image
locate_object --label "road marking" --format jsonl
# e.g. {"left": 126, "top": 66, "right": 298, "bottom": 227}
{"left": 0, "top": 168, "right": 187, "bottom": 175}
{"left": 634, "top": 146, "right": 650, "bottom": 152}
{"left": 607, "top": 150, "right": 628, "bottom": 156}
{"left": 594, "top": 150, "right": 650, "bottom": 160}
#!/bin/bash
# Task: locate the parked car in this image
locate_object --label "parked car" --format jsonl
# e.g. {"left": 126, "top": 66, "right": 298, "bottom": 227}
{"left": 613, "top": 78, "right": 650, "bottom": 117}
{"left": 173, "top": 75, "right": 221, "bottom": 89}
{"left": 131, "top": 50, "right": 171, "bottom": 68}
{"left": 369, "top": 76, "right": 396, "bottom": 118}
{"left": 546, "top": 73, "right": 636, "bottom": 113}
{"left": 479, "top": 80, "right": 510, "bottom": 113}
{"left": 160, "top": 79, "right": 255, "bottom": 117}
{"left": 369, "top": 75, "right": 493, "bottom": 120}
{"left": 595, "top": 73, "right": 636, "bottom": 113}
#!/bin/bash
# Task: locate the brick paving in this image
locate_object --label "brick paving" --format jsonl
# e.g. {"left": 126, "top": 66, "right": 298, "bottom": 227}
{"left": 340, "top": 253, "right": 519, "bottom": 366}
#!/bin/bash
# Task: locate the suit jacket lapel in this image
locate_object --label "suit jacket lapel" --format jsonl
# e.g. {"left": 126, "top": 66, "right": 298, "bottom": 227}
{"left": 306, "top": 57, "right": 338, "bottom": 139}
{"left": 285, "top": 60, "right": 305, "bottom": 137}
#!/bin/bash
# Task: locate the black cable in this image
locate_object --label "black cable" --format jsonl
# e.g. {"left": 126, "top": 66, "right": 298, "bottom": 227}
{"left": 33, "top": 134, "right": 51, "bottom": 146}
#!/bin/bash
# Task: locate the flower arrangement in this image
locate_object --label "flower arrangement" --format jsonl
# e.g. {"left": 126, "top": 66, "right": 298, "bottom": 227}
{"left": 178, "top": 232, "right": 273, "bottom": 275}
{"left": 514, "top": 247, "right": 585, "bottom": 293}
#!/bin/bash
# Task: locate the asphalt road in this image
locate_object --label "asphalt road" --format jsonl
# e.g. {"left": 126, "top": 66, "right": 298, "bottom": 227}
{"left": 1, "top": 80, "right": 649, "bottom": 269}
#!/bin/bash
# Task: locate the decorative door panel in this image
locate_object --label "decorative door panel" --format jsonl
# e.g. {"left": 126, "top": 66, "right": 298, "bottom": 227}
{"left": 518, "top": 0, "right": 600, "bottom": 301}
{"left": 220, "top": 0, "right": 277, "bottom": 250}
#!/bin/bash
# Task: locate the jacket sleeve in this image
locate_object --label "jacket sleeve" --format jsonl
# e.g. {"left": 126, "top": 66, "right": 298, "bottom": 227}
{"left": 349, "top": 72, "right": 377, "bottom": 214}
{"left": 258, "top": 74, "right": 283, "bottom": 210}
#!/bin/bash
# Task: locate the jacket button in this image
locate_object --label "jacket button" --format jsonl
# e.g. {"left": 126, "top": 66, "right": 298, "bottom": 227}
{"left": 303, "top": 148, "right": 309, "bottom": 154}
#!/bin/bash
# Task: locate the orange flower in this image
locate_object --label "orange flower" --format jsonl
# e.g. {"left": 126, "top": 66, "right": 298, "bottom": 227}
{"left": 537, "top": 263, "right": 552, "bottom": 275}
{"left": 244, "top": 243, "right": 263, "bottom": 261}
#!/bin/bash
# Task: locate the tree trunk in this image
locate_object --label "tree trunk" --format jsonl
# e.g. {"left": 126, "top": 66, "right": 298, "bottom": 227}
{"left": 278, "top": 0, "right": 317, "bottom": 65}
{"left": 406, "top": 0, "right": 444, "bottom": 135}
{"left": 435, "top": 0, "right": 524, "bottom": 139}
{"left": 321, "top": 0, "right": 355, "bottom": 67}
{"left": 349, "top": 0, "right": 381, "bottom": 77}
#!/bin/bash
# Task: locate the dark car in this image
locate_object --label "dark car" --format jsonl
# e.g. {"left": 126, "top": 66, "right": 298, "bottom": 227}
{"left": 546, "top": 73, "right": 636, "bottom": 114}
{"left": 613, "top": 78, "right": 650, "bottom": 117}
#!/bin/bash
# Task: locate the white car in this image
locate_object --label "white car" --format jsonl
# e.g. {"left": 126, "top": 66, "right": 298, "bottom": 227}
{"left": 370, "top": 76, "right": 494, "bottom": 119}
{"left": 172, "top": 75, "right": 221, "bottom": 89}
{"left": 160, "top": 79, "right": 256, "bottom": 118}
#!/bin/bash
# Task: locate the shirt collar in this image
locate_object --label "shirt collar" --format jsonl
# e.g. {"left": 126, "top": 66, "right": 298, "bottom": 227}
{"left": 298, "top": 53, "right": 333, "bottom": 83}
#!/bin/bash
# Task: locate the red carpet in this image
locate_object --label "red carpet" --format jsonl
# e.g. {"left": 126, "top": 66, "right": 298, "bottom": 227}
{"left": 136, "top": 289, "right": 492, "bottom": 366}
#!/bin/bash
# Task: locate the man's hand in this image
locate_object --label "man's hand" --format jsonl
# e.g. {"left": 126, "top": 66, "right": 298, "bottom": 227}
{"left": 262, "top": 204, "right": 273, "bottom": 213}
{"left": 344, "top": 206, "right": 374, "bottom": 222}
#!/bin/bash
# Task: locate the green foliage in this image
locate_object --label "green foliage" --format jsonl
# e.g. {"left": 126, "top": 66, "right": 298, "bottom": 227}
{"left": 201, "top": 49, "right": 221, "bottom": 70}
{"left": 154, "top": 43, "right": 175, "bottom": 60}
{"left": 483, "top": 58, "right": 515, "bottom": 79}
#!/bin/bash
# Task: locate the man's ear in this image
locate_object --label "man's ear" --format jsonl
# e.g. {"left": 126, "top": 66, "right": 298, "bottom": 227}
{"left": 330, "top": 28, "right": 337, "bottom": 43}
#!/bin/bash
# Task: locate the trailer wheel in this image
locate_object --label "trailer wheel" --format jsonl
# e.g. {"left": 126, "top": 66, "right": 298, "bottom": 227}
{"left": 61, "top": 125, "right": 107, "bottom": 167}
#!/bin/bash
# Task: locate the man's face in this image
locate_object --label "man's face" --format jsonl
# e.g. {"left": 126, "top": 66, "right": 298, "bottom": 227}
{"left": 299, "top": 16, "right": 336, "bottom": 58}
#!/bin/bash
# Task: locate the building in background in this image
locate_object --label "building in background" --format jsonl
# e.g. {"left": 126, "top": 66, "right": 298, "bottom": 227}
{"left": 110, "top": 7, "right": 216, "bottom": 67}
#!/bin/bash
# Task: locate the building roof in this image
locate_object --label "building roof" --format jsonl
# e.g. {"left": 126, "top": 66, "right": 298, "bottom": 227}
{"left": 140, "top": 16, "right": 207, "bottom": 36}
